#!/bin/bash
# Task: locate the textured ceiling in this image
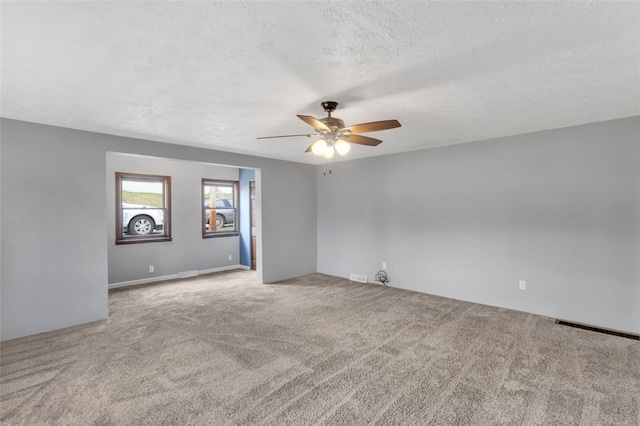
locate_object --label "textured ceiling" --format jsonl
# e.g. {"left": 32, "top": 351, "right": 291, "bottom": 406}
{"left": 2, "top": 1, "right": 639, "bottom": 164}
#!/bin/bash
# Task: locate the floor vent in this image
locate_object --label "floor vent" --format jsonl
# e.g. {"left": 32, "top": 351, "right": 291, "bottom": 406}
{"left": 555, "top": 320, "right": 639, "bottom": 340}
{"left": 177, "top": 270, "right": 199, "bottom": 279}
{"left": 349, "top": 274, "right": 368, "bottom": 283}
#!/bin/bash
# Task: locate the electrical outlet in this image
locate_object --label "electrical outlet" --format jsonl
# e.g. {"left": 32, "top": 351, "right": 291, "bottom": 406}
{"left": 519, "top": 280, "right": 526, "bottom": 290}
{"left": 382, "top": 262, "right": 387, "bottom": 270}
{"left": 228, "top": 255, "right": 232, "bottom": 261}
{"left": 149, "top": 265, "right": 154, "bottom": 273}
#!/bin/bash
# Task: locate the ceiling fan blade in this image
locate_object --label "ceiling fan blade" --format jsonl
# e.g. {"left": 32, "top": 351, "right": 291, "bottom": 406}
{"left": 343, "top": 134, "right": 383, "bottom": 146}
{"left": 297, "top": 115, "right": 331, "bottom": 132}
{"left": 341, "top": 120, "right": 401, "bottom": 134}
{"left": 257, "top": 133, "right": 318, "bottom": 139}
{"left": 304, "top": 142, "right": 314, "bottom": 153}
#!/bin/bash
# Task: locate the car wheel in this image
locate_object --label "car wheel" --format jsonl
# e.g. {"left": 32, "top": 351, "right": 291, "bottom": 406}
{"left": 216, "top": 214, "right": 225, "bottom": 228}
{"left": 128, "top": 215, "right": 155, "bottom": 235}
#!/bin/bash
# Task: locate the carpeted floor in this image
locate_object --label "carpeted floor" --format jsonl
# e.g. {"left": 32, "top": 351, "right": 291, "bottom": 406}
{"left": 1, "top": 270, "right": 638, "bottom": 425}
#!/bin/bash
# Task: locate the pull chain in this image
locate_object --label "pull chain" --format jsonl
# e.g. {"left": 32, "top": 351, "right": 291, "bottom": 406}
{"left": 322, "top": 160, "right": 333, "bottom": 176}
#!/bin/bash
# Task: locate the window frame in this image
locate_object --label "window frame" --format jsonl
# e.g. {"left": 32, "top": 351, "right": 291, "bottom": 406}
{"left": 202, "top": 179, "right": 239, "bottom": 238}
{"left": 115, "top": 172, "right": 172, "bottom": 245}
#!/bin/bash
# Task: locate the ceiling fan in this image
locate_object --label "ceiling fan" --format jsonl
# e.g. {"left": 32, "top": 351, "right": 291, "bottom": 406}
{"left": 257, "top": 101, "right": 401, "bottom": 159}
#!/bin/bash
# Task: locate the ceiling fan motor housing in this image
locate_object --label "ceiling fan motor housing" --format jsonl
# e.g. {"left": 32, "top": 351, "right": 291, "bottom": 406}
{"left": 319, "top": 101, "right": 343, "bottom": 131}
{"left": 319, "top": 116, "right": 345, "bottom": 131}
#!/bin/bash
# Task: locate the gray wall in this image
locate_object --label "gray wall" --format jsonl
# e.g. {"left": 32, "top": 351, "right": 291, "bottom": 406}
{"left": 318, "top": 117, "right": 640, "bottom": 334}
{"left": 1, "top": 122, "right": 110, "bottom": 341}
{"left": 106, "top": 153, "right": 241, "bottom": 284}
{"left": 1, "top": 118, "right": 317, "bottom": 341}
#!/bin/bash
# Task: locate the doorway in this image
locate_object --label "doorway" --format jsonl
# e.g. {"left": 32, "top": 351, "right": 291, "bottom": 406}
{"left": 250, "top": 180, "right": 256, "bottom": 270}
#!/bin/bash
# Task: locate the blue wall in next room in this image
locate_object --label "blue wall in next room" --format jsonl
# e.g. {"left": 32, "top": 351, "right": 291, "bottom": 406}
{"left": 239, "top": 168, "right": 256, "bottom": 267}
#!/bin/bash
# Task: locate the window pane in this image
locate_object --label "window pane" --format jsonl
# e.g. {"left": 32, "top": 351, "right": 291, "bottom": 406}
{"left": 122, "top": 180, "right": 164, "bottom": 207}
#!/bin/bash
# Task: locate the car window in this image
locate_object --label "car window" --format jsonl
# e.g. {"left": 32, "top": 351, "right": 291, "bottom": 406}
{"left": 217, "top": 199, "right": 233, "bottom": 208}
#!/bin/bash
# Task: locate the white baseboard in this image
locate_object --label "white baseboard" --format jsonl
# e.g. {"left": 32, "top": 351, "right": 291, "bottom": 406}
{"left": 199, "top": 264, "right": 250, "bottom": 274}
{"left": 109, "top": 264, "right": 249, "bottom": 289}
{"left": 109, "top": 273, "right": 179, "bottom": 289}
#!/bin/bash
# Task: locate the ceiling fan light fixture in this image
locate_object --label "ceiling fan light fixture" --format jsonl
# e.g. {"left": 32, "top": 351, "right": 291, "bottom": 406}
{"left": 323, "top": 145, "right": 335, "bottom": 160}
{"left": 334, "top": 139, "right": 351, "bottom": 156}
{"left": 311, "top": 138, "right": 327, "bottom": 156}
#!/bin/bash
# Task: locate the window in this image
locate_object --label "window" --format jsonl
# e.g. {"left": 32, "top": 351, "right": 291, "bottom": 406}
{"left": 202, "top": 179, "right": 238, "bottom": 237}
{"left": 116, "top": 172, "right": 171, "bottom": 244}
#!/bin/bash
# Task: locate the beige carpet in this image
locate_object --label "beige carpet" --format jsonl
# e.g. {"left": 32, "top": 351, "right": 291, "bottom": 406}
{"left": 1, "top": 270, "right": 638, "bottom": 425}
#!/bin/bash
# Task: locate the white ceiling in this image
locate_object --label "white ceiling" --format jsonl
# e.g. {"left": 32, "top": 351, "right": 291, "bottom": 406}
{"left": 2, "top": 1, "right": 639, "bottom": 164}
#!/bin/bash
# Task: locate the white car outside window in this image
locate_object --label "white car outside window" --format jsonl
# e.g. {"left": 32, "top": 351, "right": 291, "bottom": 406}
{"left": 122, "top": 203, "right": 164, "bottom": 235}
